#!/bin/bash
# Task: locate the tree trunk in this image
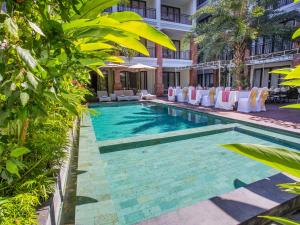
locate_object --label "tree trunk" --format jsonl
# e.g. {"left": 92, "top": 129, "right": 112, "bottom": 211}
{"left": 20, "top": 118, "right": 29, "bottom": 145}
{"left": 233, "top": 41, "right": 247, "bottom": 88}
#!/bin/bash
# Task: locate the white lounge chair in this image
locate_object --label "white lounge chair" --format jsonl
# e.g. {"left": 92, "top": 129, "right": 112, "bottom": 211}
{"left": 139, "top": 90, "right": 156, "bottom": 100}
{"left": 256, "top": 87, "right": 269, "bottom": 112}
{"left": 201, "top": 87, "right": 215, "bottom": 107}
{"left": 97, "top": 91, "right": 111, "bottom": 102}
{"left": 168, "top": 87, "right": 175, "bottom": 101}
{"left": 124, "top": 90, "right": 140, "bottom": 101}
{"left": 237, "top": 87, "right": 258, "bottom": 113}
{"left": 114, "top": 90, "right": 128, "bottom": 101}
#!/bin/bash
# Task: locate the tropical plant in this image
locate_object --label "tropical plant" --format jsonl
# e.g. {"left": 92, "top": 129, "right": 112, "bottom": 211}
{"left": 192, "top": 0, "right": 299, "bottom": 87}
{"left": 0, "top": 0, "right": 176, "bottom": 223}
{"left": 223, "top": 2, "right": 300, "bottom": 223}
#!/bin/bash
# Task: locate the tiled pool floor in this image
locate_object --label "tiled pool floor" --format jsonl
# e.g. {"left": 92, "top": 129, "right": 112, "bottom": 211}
{"left": 101, "top": 130, "right": 279, "bottom": 225}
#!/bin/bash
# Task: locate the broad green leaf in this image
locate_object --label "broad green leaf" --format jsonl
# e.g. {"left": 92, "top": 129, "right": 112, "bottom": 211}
{"left": 270, "top": 66, "right": 300, "bottom": 80}
{"left": 72, "top": 0, "right": 119, "bottom": 19}
{"left": 108, "top": 11, "right": 143, "bottom": 22}
{"left": 79, "top": 42, "right": 114, "bottom": 51}
{"left": 10, "top": 147, "right": 30, "bottom": 158}
{"left": 117, "top": 21, "right": 176, "bottom": 51}
{"left": 87, "top": 65, "right": 104, "bottom": 77}
{"left": 260, "top": 216, "right": 300, "bottom": 225}
{"left": 280, "top": 80, "right": 300, "bottom": 86}
{"left": 64, "top": 17, "right": 176, "bottom": 50}
{"left": 281, "top": 104, "right": 300, "bottom": 109}
{"left": 278, "top": 182, "right": 300, "bottom": 195}
{"left": 292, "top": 28, "right": 300, "bottom": 40}
{"left": 28, "top": 21, "right": 45, "bottom": 37}
{"left": 222, "top": 144, "right": 300, "bottom": 178}
{"left": 20, "top": 92, "right": 29, "bottom": 106}
{"left": 269, "top": 68, "right": 293, "bottom": 75}
{"left": 26, "top": 72, "right": 38, "bottom": 88}
{"left": 16, "top": 46, "right": 38, "bottom": 70}
{"left": 4, "top": 17, "right": 18, "bottom": 38}
{"left": 103, "top": 34, "right": 149, "bottom": 56}
{"left": 79, "top": 58, "right": 105, "bottom": 67}
{"left": 6, "top": 160, "right": 20, "bottom": 177}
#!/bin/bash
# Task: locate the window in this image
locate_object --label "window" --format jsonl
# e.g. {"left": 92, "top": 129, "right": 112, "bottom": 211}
{"left": 161, "top": 5, "right": 180, "bottom": 23}
{"left": 120, "top": 71, "right": 148, "bottom": 90}
{"left": 163, "top": 40, "right": 180, "bottom": 59}
{"left": 197, "top": 71, "right": 214, "bottom": 87}
{"left": 97, "top": 70, "right": 109, "bottom": 91}
{"left": 163, "top": 72, "right": 180, "bottom": 88}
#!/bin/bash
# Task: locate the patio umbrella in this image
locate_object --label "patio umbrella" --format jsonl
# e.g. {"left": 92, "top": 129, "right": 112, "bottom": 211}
{"left": 128, "top": 63, "right": 156, "bottom": 71}
{"left": 128, "top": 63, "right": 156, "bottom": 89}
{"left": 99, "top": 63, "right": 128, "bottom": 69}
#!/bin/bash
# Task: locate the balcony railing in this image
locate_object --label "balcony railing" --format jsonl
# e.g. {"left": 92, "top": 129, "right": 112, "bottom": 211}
{"left": 277, "top": 0, "right": 294, "bottom": 7}
{"left": 163, "top": 50, "right": 191, "bottom": 60}
{"left": 117, "top": 6, "right": 156, "bottom": 19}
{"left": 136, "top": 47, "right": 156, "bottom": 58}
{"left": 161, "top": 13, "right": 192, "bottom": 25}
{"left": 251, "top": 40, "right": 293, "bottom": 56}
{"left": 197, "top": 0, "right": 208, "bottom": 7}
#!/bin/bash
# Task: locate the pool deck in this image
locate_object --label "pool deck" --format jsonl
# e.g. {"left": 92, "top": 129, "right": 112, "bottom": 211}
{"left": 137, "top": 173, "right": 300, "bottom": 225}
{"left": 152, "top": 98, "right": 300, "bottom": 134}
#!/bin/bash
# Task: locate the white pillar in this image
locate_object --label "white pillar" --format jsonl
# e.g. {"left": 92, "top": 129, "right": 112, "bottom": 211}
{"left": 191, "top": 0, "right": 197, "bottom": 27}
{"left": 156, "top": 0, "right": 161, "bottom": 29}
{"left": 218, "top": 61, "right": 221, "bottom": 87}
{"left": 250, "top": 66, "right": 254, "bottom": 88}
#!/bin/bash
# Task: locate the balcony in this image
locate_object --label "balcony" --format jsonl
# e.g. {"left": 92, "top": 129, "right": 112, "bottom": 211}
{"left": 161, "top": 13, "right": 192, "bottom": 25}
{"left": 136, "top": 47, "right": 156, "bottom": 58}
{"left": 163, "top": 49, "right": 191, "bottom": 60}
{"left": 251, "top": 40, "right": 293, "bottom": 56}
{"left": 117, "top": 5, "right": 156, "bottom": 19}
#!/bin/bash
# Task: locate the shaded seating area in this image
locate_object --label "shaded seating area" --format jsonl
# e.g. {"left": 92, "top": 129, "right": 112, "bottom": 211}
{"left": 114, "top": 90, "right": 140, "bottom": 101}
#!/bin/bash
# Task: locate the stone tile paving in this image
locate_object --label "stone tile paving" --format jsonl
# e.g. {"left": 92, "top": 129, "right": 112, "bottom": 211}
{"left": 76, "top": 115, "right": 119, "bottom": 225}
{"left": 137, "top": 173, "right": 299, "bottom": 225}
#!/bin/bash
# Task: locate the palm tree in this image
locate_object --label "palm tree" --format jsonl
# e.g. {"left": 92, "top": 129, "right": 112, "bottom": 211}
{"left": 193, "top": 0, "right": 298, "bottom": 87}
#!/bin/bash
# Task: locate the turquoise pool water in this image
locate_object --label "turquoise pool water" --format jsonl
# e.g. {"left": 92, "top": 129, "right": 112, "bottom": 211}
{"left": 90, "top": 102, "right": 226, "bottom": 141}
{"left": 101, "top": 130, "right": 280, "bottom": 225}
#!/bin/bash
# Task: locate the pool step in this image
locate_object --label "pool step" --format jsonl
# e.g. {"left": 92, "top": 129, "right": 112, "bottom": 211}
{"left": 98, "top": 124, "right": 237, "bottom": 153}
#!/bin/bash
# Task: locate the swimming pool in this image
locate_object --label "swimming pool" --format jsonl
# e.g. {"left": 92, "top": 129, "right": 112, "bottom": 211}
{"left": 75, "top": 103, "right": 300, "bottom": 225}
{"left": 90, "top": 102, "right": 227, "bottom": 141}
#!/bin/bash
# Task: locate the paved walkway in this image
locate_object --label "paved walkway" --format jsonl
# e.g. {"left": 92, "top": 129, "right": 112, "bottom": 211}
{"left": 153, "top": 98, "right": 300, "bottom": 134}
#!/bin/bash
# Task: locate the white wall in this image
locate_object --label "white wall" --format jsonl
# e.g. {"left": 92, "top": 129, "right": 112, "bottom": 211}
{"left": 180, "top": 70, "right": 190, "bottom": 87}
